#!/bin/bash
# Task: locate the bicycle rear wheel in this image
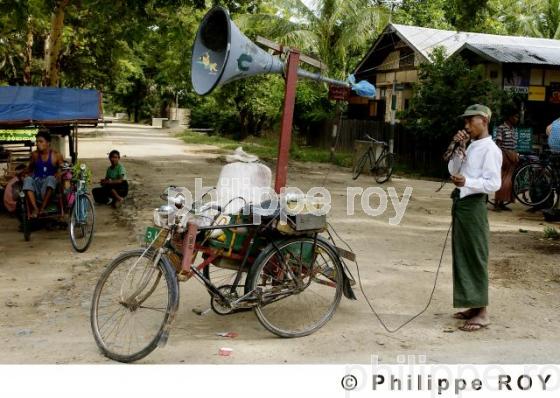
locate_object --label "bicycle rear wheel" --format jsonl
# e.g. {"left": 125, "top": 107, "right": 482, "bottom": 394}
{"left": 352, "top": 151, "right": 370, "bottom": 180}
{"left": 70, "top": 194, "right": 95, "bottom": 252}
{"left": 90, "top": 248, "right": 179, "bottom": 362}
{"left": 374, "top": 152, "right": 394, "bottom": 184}
{"left": 246, "top": 237, "right": 343, "bottom": 338}
{"left": 513, "top": 162, "right": 554, "bottom": 207}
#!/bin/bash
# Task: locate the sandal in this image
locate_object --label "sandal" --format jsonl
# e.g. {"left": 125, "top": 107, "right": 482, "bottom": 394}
{"left": 459, "top": 321, "right": 490, "bottom": 332}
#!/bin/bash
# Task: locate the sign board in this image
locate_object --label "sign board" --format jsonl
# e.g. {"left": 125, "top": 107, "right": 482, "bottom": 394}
{"left": 0, "top": 128, "right": 37, "bottom": 142}
{"left": 394, "top": 83, "right": 406, "bottom": 91}
{"left": 504, "top": 86, "right": 529, "bottom": 94}
{"left": 492, "top": 126, "right": 533, "bottom": 153}
{"left": 516, "top": 127, "right": 533, "bottom": 153}
{"left": 528, "top": 86, "right": 546, "bottom": 101}
{"left": 328, "top": 85, "right": 350, "bottom": 101}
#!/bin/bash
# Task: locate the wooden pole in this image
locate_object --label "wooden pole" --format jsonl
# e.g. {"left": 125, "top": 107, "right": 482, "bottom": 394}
{"left": 274, "top": 50, "right": 300, "bottom": 193}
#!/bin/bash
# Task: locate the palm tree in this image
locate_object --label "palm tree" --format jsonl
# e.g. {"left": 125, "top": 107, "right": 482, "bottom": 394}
{"left": 532, "top": 0, "right": 560, "bottom": 38}
{"left": 237, "top": 0, "right": 389, "bottom": 79}
{"left": 510, "top": 0, "right": 560, "bottom": 39}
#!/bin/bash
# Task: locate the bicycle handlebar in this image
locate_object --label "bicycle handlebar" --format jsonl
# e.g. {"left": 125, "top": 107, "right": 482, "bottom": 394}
{"left": 364, "top": 134, "right": 388, "bottom": 146}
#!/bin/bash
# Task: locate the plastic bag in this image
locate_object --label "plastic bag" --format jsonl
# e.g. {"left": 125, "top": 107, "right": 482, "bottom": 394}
{"left": 348, "top": 74, "right": 376, "bottom": 99}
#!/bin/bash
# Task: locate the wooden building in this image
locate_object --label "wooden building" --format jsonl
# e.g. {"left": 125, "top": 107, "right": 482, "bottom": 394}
{"left": 351, "top": 23, "right": 560, "bottom": 150}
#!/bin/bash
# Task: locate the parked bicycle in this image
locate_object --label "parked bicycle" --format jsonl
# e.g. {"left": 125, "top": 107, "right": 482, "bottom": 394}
{"left": 487, "top": 153, "right": 539, "bottom": 208}
{"left": 352, "top": 134, "right": 394, "bottom": 183}
{"left": 513, "top": 152, "right": 560, "bottom": 208}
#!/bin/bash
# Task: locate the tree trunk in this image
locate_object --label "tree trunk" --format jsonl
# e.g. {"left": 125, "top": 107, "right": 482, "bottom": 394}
{"left": 43, "top": 0, "right": 70, "bottom": 87}
{"left": 23, "top": 16, "right": 33, "bottom": 85}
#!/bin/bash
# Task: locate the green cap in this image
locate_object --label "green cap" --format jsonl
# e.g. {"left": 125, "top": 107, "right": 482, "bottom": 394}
{"left": 458, "top": 104, "right": 492, "bottom": 122}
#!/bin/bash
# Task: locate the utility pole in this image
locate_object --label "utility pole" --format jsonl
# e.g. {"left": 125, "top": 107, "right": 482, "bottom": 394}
{"left": 390, "top": 79, "right": 396, "bottom": 154}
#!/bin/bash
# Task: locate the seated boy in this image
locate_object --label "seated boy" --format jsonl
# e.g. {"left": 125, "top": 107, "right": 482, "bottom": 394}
{"left": 92, "top": 150, "right": 128, "bottom": 207}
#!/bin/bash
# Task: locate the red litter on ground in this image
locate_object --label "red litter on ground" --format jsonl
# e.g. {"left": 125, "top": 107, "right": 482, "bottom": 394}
{"left": 216, "top": 332, "right": 238, "bottom": 338}
{"left": 219, "top": 347, "right": 233, "bottom": 356}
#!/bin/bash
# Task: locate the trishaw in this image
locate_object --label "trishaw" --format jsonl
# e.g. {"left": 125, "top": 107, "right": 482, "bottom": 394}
{"left": 0, "top": 86, "right": 101, "bottom": 251}
{"left": 90, "top": 162, "right": 357, "bottom": 362}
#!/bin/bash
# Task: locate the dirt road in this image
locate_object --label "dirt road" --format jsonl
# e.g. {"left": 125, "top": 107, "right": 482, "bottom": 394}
{"left": 1, "top": 122, "right": 559, "bottom": 364}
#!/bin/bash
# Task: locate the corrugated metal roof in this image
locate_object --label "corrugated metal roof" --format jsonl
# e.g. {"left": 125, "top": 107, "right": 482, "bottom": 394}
{"left": 391, "top": 23, "right": 560, "bottom": 65}
{"left": 460, "top": 43, "right": 560, "bottom": 65}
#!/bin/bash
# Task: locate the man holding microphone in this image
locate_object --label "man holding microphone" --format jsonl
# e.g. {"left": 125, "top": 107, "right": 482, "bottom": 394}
{"left": 447, "top": 104, "right": 502, "bottom": 331}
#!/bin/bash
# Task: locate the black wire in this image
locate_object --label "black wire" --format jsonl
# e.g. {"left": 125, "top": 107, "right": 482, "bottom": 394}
{"left": 327, "top": 220, "right": 452, "bottom": 333}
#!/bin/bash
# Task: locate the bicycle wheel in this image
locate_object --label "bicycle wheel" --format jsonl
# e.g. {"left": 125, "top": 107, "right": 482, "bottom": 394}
{"left": 513, "top": 162, "right": 554, "bottom": 207}
{"left": 374, "top": 152, "right": 394, "bottom": 184}
{"left": 246, "top": 237, "right": 343, "bottom": 338}
{"left": 486, "top": 196, "right": 511, "bottom": 207}
{"left": 90, "top": 248, "right": 179, "bottom": 362}
{"left": 352, "top": 151, "right": 371, "bottom": 180}
{"left": 70, "top": 194, "right": 95, "bottom": 252}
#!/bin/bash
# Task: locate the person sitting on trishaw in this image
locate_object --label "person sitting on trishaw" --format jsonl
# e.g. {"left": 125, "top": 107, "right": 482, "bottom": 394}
{"left": 22, "top": 130, "right": 64, "bottom": 218}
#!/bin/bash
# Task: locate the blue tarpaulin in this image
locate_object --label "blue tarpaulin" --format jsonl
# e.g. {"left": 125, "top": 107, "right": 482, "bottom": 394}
{"left": 0, "top": 86, "right": 100, "bottom": 126}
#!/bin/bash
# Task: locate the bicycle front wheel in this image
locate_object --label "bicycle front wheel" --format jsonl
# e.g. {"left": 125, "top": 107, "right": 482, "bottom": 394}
{"left": 90, "top": 249, "right": 179, "bottom": 362}
{"left": 69, "top": 194, "right": 95, "bottom": 252}
{"left": 352, "top": 151, "right": 370, "bottom": 180}
{"left": 513, "top": 162, "right": 554, "bottom": 207}
{"left": 375, "top": 152, "right": 394, "bottom": 184}
{"left": 246, "top": 237, "right": 343, "bottom": 338}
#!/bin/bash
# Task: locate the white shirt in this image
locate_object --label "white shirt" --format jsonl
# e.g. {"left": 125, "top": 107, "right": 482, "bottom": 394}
{"left": 448, "top": 136, "right": 502, "bottom": 198}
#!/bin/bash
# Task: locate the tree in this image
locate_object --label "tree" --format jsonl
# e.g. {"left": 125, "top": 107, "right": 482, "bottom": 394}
{"left": 239, "top": 0, "right": 389, "bottom": 79}
{"left": 395, "top": 0, "right": 453, "bottom": 30}
{"left": 400, "top": 47, "right": 504, "bottom": 141}
{"left": 524, "top": 0, "right": 560, "bottom": 39}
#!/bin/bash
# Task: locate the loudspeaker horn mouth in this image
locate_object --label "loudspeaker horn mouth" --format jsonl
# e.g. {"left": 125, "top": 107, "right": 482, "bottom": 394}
{"left": 191, "top": 7, "right": 232, "bottom": 95}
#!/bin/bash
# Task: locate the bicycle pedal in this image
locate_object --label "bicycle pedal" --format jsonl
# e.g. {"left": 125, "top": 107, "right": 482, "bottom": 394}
{"left": 192, "top": 307, "right": 211, "bottom": 316}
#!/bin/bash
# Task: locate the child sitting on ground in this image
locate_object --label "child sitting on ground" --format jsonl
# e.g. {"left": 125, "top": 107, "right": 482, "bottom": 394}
{"left": 92, "top": 150, "right": 128, "bottom": 208}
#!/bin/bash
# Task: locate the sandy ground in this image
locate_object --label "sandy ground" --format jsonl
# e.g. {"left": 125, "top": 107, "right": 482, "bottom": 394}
{"left": 1, "top": 122, "right": 559, "bottom": 364}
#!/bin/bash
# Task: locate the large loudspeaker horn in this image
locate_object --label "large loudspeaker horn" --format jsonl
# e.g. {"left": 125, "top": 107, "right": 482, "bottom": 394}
{"left": 192, "top": 7, "right": 350, "bottom": 96}
{"left": 191, "top": 7, "right": 284, "bottom": 96}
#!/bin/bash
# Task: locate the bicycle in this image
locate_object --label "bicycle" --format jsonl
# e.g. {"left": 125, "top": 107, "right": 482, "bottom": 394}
{"left": 513, "top": 152, "right": 560, "bottom": 208}
{"left": 487, "top": 153, "right": 539, "bottom": 208}
{"left": 68, "top": 163, "right": 96, "bottom": 252}
{"left": 90, "top": 188, "right": 356, "bottom": 362}
{"left": 352, "top": 134, "right": 394, "bottom": 183}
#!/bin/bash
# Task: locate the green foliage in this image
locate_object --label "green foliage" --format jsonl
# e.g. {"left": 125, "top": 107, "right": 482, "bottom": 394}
{"left": 523, "top": 0, "right": 560, "bottom": 39}
{"left": 399, "top": 48, "right": 507, "bottom": 140}
{"left": 395, "top": 0, "right": 453, "bottom": 29}
{"left": 3, "top": 0, "right": 560, "bottom": 152}
{"left": 72, "top": 162, "right": 92, "bottom": 185}
{"left": 180, "top": 129, "right": 353, "bottom": 166}
{"left": 544, "top": 226, "right": 560, "bottom": 240}
{"left": 190, "top": 75, "right": 285, "bottom": 138}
